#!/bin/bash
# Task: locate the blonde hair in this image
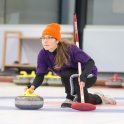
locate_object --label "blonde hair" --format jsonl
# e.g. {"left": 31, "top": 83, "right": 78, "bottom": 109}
{"left": 54, "top": 40, "right": 74, "bottom": 69}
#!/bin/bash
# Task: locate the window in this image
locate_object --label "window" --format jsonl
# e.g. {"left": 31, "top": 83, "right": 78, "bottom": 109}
{"left": 87, "top": 0, "right": 124, "bottom": 25}
{"left": 0, "top": 0, "right": 59, "bottom": 24}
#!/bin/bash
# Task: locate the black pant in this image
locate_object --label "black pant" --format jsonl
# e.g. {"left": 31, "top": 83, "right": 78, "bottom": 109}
{"left": 60, "top": 68, "right": 102, "bottom": 105}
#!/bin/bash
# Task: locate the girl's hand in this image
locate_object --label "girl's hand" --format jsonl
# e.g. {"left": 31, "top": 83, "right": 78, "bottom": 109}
{"left": 24, "top": 85, "right": 35, "bottom": 94}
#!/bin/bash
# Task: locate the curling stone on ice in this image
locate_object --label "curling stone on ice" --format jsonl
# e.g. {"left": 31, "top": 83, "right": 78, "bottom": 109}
{"left": 105, "top": 74, "right": 123, "bottom": 88}
{"left": 44, "top": 72, "right": 61, "bottom": 85}
{"left": 15, "top": 89, "right": 44, "bottom": 110}
{"left": 13, "top": 71, "right": 35, "bottom": 85}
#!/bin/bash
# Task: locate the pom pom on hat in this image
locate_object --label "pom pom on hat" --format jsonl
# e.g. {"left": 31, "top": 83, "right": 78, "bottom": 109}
{"left": 42, "top": 23, "right": 61, "bottom": 41}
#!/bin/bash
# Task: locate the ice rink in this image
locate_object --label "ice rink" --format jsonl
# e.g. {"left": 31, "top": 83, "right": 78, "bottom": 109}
{"left": 0, "top": 82, "right": 124, "bottom": 124}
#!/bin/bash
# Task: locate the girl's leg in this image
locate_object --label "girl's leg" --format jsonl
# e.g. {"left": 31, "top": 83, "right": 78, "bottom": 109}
{"left": 60, "top": 68, "right": 116, "bottom": 105}
{"left": 60, "top": 68, "right": 79, "bottom": 101}
{"left": 83, "top": 87, "right": 102, "bottom": 105}
{"left": 84, "top": 77, "right": 116, "bottom": 105}
{"left": 79, "top": 76, "right": 102, "bottom": 105}
{"left": 60, "top": 68, "right": 102, "bottom": 104}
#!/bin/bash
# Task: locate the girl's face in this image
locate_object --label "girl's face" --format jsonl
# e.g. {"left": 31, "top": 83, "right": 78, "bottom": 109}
{"left": 40, "top": 35, "right": 59, "bottom": 52}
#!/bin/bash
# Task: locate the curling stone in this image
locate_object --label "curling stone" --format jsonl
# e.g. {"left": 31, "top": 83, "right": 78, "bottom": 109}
{"left": 105, "top": 74, "right": 123, "bottom": 88}
{"left": 14, "top": 71, "right": 36, "bottom": 85}
{"left": 44, "top": 72, "right": 61, "bottom": 85}
{"left": 15, "top": 89, "right": 44, "bottom": 110}
{"left": 13, "top": 77, "right": 30, "bottom": 85}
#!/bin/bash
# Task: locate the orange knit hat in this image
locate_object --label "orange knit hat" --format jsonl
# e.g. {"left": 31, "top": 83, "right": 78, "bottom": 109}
{"left": 42, "top": 23, "right": 61, "bottom": 41}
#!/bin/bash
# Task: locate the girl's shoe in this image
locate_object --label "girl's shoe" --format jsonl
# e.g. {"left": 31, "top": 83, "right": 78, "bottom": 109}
{"left": 95, "top": 92, "right": 116, "bottom": 105}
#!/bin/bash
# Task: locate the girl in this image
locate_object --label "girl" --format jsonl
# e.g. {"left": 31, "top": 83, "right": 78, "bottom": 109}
{"left": 25, "top": 23, "right": 116, "bottom": 107}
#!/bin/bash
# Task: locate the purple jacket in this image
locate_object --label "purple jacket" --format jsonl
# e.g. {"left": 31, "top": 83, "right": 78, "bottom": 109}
{"left": 36, "top": 45, "right": 97, "bottom": 76}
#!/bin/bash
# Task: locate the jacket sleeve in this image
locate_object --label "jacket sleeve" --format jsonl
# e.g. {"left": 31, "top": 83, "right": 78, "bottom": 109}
{"left": 80, "top": 59, "right": 94, "bottom": 82}
{"left": 31, "top": 73, "right": 45, "bottom": 89}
